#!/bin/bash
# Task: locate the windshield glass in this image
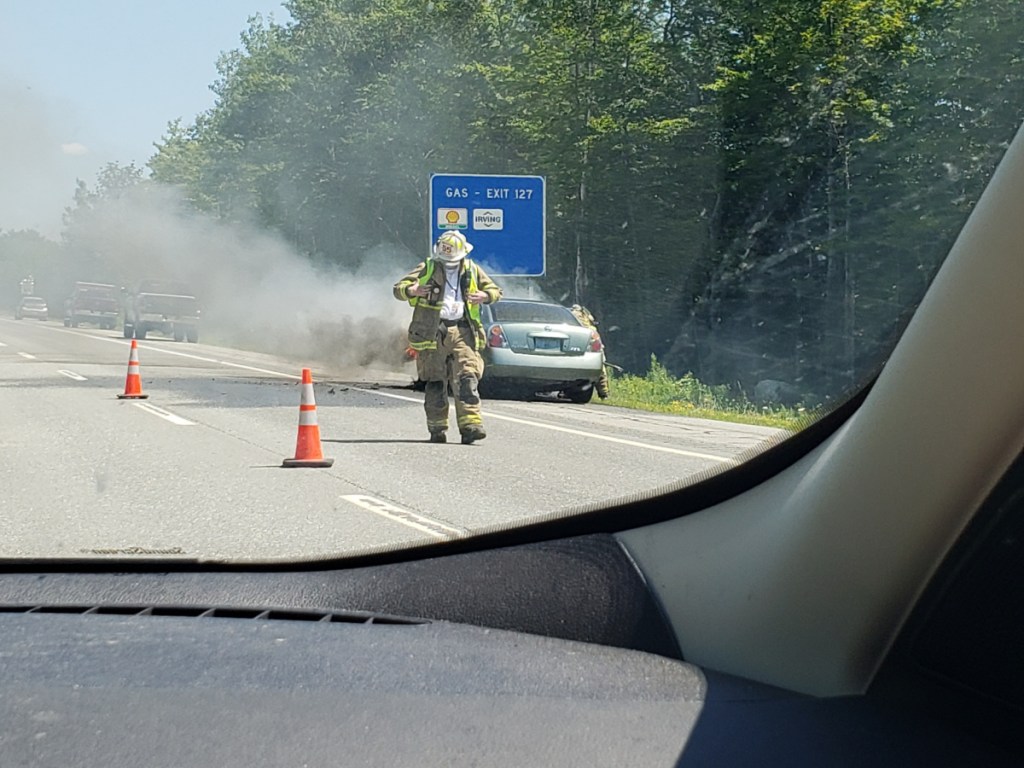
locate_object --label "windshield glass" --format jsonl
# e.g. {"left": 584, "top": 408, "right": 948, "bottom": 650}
{"left": 489, "top": 302, "right": 579, "bottom": 325}
{"left": 0, "top": 0, "right": 1021, "bottom": 562}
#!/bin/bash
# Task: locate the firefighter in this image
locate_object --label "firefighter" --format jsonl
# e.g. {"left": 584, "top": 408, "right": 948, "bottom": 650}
{"left": 570, "top": 303, "right": 611, "bottom": 399}
{"left": 394, "top": 231, "right": 502, "bottom": 444}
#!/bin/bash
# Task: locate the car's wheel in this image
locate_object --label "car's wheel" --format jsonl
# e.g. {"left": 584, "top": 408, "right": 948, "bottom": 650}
{"left": 63, "top": 318, "right": 70, "bottom": 327}
{"left": 123, "top": 324, "right": 133, "bottom": 339}
{"left": 136, "top": 327, "right": 147, "bottom": 340}
{"left": 174, "top": 328, "right": 185, "bottom": 342}
{"left": 185, "top": 327, "right": 199, "bottom": 343}
{"left": 563, "top": 383, "right": 595, "bottom": 404}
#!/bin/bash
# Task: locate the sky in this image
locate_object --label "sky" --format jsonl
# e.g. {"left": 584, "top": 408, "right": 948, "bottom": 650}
{"left": 0, "top": 0, "right": 292, "bottom": 237}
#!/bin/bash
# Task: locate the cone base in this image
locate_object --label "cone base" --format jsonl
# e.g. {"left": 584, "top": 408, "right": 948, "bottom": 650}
{"left": 282, "top": 457, "right": 334, "bottom": 468}
{"left": 117, "top": 394, "right": 150, "bottom": 399}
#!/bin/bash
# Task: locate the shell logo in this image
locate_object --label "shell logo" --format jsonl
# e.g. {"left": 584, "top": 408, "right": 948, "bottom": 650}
{"left": 436, "top": 207, "right": 468, "bottom": 229}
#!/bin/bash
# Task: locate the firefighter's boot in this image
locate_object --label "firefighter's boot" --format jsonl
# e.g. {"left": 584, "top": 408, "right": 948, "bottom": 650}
{"left": 460, "top": 425, "right": 487, "bottom": 445}
{"left": 429, "top": 429, "right": 447, "bottom": 444}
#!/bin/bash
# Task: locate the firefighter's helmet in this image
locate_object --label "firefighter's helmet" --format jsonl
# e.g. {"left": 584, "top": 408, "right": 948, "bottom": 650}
{"left": 433, "top": 230, "right": 473, "bottom": 263}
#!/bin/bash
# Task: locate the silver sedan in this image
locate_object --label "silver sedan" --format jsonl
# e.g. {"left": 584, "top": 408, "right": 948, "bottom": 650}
{"left": 15, "top": 296, "right": 48, "bottom": 321}
{"left": 479, "top": 298, "right": 605, "bottom": 403}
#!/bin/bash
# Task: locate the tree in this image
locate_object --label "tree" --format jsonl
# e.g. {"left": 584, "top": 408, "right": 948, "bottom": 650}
{"left": 61, "top": 161, "right": 152, "bottom": 286}
{"left": 0, "top": 229, "right": 66, "bottom": 311}
{"left": 144, "top": 0, "right": 1022, "bottom": 398}
{"left": 667, "top": 0, "right": 980, "bottom": 398}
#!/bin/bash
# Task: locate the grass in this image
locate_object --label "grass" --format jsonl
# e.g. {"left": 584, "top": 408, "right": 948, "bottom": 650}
{"left": 596, "top": 356, "right": 811, "bottom": 430}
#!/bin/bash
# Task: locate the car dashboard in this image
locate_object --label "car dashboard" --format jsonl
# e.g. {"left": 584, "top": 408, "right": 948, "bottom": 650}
{"left": 1, "top": 526, "right": 1021, "bottom": 767}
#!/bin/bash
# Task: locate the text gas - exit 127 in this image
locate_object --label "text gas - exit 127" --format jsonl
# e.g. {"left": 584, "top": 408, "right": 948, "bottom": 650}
{"left": 443, "top": 187, "right": 534, "bottom": 200}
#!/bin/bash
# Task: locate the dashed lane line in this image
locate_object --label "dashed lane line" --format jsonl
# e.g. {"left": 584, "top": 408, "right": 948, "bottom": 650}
{"left": 132, "top": 402, "right": 195, "bottom": 426}
{"left": 340, "top": 494, "right": 464, "bottom": 540}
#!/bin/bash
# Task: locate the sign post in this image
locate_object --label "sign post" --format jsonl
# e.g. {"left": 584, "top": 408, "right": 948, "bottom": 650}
{"left": 429, "top": 174, "right": 545, "bottom": 276}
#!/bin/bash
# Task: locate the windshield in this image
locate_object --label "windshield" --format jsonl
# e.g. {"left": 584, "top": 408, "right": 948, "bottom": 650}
{"left": 0, "top": 1, "right": 1021, "bottom": 562}
{"left": 79, "top": 288, "right": 116, "bottom": 299}
{"left": 488, "top": 302, "right": 579, "bottom": 325}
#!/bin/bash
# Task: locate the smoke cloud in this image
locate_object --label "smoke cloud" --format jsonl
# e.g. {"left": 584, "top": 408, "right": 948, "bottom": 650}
{"left": 68, "top": 182, "right": 419, "bottom": 376}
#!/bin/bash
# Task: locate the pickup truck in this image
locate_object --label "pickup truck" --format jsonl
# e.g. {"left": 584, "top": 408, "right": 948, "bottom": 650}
{"left": 123, "top": 281, "right": 200, "bottom": 342}
{"left": 63, "top": 282, "right": 119, "bottom": 329}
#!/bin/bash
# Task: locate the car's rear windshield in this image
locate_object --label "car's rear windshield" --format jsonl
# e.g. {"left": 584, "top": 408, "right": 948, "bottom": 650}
{"left": 23, "top": 298, "right": 45, "bottom": 306}
{"left": 490, "top": 302, "right": 577, "bottom": 325}
{"left": 138, "top": 281, "right": 192, "bottom": 295}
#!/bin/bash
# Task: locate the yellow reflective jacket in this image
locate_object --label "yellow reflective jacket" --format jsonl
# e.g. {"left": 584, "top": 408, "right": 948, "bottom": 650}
{"left": 393, "top": 258, "right": 502, "bottom": 351}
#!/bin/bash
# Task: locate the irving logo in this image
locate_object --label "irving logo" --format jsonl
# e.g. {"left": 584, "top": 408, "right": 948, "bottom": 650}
{"left": 472, "top": 209, "right": 504, "bottom": 230}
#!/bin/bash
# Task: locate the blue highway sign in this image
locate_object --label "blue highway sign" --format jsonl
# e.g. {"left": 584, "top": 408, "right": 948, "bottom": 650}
{"left": 430, "top": 173, "right": 545, "bottom": 276}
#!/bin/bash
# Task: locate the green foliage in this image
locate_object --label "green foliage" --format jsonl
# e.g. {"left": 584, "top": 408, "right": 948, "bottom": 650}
{"left": 60, "top": 161, "right": 154, "bottom": 286}
{"left": 144, "top": 0, "right": 1024, "bottom": 403}
{"left": 600, "top": 355, "right": 805, "bottom": 429}
{"left": 0, "top": 230, "right": 67, "bottom": 312}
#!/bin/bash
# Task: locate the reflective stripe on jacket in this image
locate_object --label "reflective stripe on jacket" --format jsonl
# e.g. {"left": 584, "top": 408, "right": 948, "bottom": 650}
{"left": 394, "top": 258, "right": 501, "bottom": 351}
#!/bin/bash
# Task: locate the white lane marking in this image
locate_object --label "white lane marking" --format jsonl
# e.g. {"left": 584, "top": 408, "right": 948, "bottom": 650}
{"left": 132, "top": 402, "right": 195, "bottom": 426}
{"left": 341, "top": 494, "right": 464, "bottom": 540}
{"left": 129, "top": 344, "right": 302, "bottom": 378}
{"left": 35, "top": 325, "right": 304, "bottom": 379}
{"left": 17, "top": 352, "right": 36, "bottom": 359}
{"left": 57, "top": 369, "right": 88, "bottom": 381}
{"left": 351, "top": 388, "right": 737, "bottom": 463}
{"left": 490, "top": 412, "right": 737, "bottom": 462}
{"left": 0, "top": 341, "right": 7, "bottom": 346}
{"left": 20, "top": 321, "right": 731, "bottom": 461}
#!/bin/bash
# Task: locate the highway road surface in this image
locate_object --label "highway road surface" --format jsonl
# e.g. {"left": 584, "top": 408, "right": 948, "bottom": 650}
{"left": 0, "top": 316, "right": 786, "bottom": 562}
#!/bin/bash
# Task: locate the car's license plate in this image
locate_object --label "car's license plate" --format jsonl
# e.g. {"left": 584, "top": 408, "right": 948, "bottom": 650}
{"left": 534, "top": 337, "right": 561, "bottom": 350}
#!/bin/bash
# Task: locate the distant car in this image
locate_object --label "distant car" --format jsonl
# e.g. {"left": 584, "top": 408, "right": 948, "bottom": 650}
{"left": 123, "top": 280, "right": 200, "bottom": 342}
{"left": 15, "top": 296, "right": 48, "bottom": 321}
{"left": 63, "top": 281, "right": 119, "bottom": 329}
{"left": 479, "top": 298, "right": 604, "bottom": 403}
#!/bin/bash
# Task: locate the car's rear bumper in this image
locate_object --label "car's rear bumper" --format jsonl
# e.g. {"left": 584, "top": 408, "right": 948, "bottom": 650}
{"left": 484, "top": 349, "right": 603, "bottom": 386}
{"left": 69, "top": 311, "right": 117, "bottom": 325}
{"left": 137, "top": 314, "right": 198, "bottom": 322}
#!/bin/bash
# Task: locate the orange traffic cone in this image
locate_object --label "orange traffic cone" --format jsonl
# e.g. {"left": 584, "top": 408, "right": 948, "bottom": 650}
{"left": 282, "top": 368, "right": 334, "bottom": 468}
{"left": 117, "top": 338, "right": 149, "bottom": 399}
